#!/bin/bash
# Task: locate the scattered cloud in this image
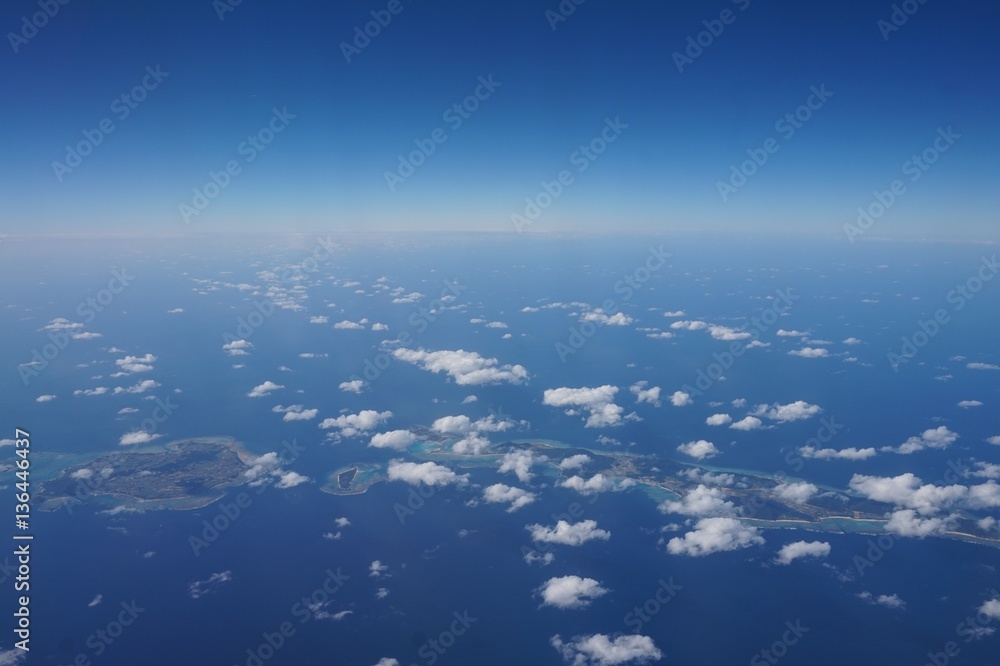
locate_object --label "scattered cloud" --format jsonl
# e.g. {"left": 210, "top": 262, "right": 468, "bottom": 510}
{"left": 551, "top": 633, "right": 661, "bottom": 666}
{"left": 882, "top": 426, "right": 959, "bottom": 455}
{"left": 544, "top": 386, "right": 625, "bottom": 428}
{"left": 539, "top": 576, "right": 608, "bottom": 609}
{"left": 775, "top": 541, "right": 831, "bottom": 565}
{"left": 387, "top": 460, "right": 469, "bottom": 487}
{"left": 663, "top": 391, "right": 693, "bottom": 410}
{"left": 248, "top": 381, "right": 284, "bottom": 398}
{"left": 730, "top": 416, "right": 763, "bottom": 431}
{"left": 369, "top": 430, "right": 417, "bottom": 450}
{"left": 189, "top": 571, "right": 233, "bottom": 599}
{"left": 393, "top": 348, "right": 528, "bottom": 385}
{"left": 527, "top": 519, "right": 610, "bottom": 546}
{"left": 676, "top": 440, "right": 718, "bottom": 460}
{"left": 482, "top": 483, "right": 536, "bottom": 512}
{"left": 705, "top": 413, "right": 732, "bottom": 426}
{"left": 753, "top": 401, "right": 822, "bottom": 422}
{"left": 666, "top": 517, "right": 764, "bottom": 556}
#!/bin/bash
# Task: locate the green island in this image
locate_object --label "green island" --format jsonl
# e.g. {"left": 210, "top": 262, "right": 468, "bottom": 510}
{"left": 36, "top": 436, "right": 256, "bottom": 512}
{"left": 324, "top": 429, "right": 1000, "bottom": 549}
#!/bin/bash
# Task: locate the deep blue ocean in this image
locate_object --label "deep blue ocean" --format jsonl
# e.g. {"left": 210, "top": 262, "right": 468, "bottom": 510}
{"left": 2, "top": 235, "right": 999, "bottom": 665}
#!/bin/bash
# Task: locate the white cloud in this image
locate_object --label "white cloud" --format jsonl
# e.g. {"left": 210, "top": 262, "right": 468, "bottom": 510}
{"left": 753, "top": 401, "right": 822, "bottom": 422}
{"left": 338, "top": 379, "right": 366, "bottom": 394}
{"left": 967, "top": 363, "right": 1000, "bottom": 371}
{"left": 275, "top": 471, "right": 310, "bottom": 488}
{"left": 559, "top": 454, "right": 591, "bottom": 470}
{"left": 72, "top": 331, "right": 103, "bottom": 340}
{"left": 708, "top": 325, "right": 751, "bottom": 341}
{"left": 559, "top": 473, "right": 633, "bottom": 496}
{"left": 857, "top": 592, "right": 906, "bottom": 609}
{"left": 676, "top": 440, "right": 718, "bottom": 460}
{"left": 271, "top": 405, "right": 318, "bottom": 421}
{"left": 843, "top": 337, "right": 862, "bottom": 345}
{"left": 989, "top": 436, "right": 1000, "bottom": 446}
{"left": 462, "top": 395, "right": 478, "bottom": 404}
{"left": 669, "top": 391, "right": 692, "bottom": 408}
{"left": 248, "top": 381, "right": 284, "bottom": 398}
{"left": 527, "top": 519, "right": 610, "bottom": 546}
{"left": 958, "top": 400, "right": 983, "bottom": 408}
{"left": 885, "top": 509, "right": 957, "bottom": 537}
{"left": 36, "top": 394, "right": 57, "bottom": 402}
{"left": 393, "top": 348, "right": 528, "bottom": 385}
{"left": 319, "top": 410, "right": 392, "bottom": 436}
{"left": 115, "top": 353, "right": 156, "bottom": 373}
{"left": 979, "top": 598, "right": 1000, "bottom": 621}
{"left": 223, "top": 339, "right": 253, "bottom": 356}
{"left": 114, "top": 379, "right": 160, "bottom": 395}
{"left": 663, "top": 310, "right": 685, "bottom": 317}
{"left": 369, "top": 430, "right": 417, "bottom": 450}
{"left": 335, "top": 517, "right": 351, "bottom": 527}
{"left": 582, "top": 311, "right": 634, "bottom": 326}
{"left": 846, "top": 473, "right": 1000, "bottom": 521}
{"left": 119, "top": 431, "right": 161, "bottom": 446}
{"left": 387, "top": 460, "right": 468, "bottom": 487}
{"left": 883, "top": 426, "right": 959, "bottom": 455}
{"left": 333, "top": 320, "right": 364, "bottom": 330}
{"left": 777, "top": 329, "right": 807, "bottom": 337}
{"left": 670, "top": 320, "right": 708, "bottom": 331}
{"left": 188, "top": 571, "right": 233, "bottom": 599}
{"left": 499, "top": 450, "right": 542, "bottom": 483}
{"left": 551, "top": 634, "right": 661, "bottom": 666}
{"left": 629, "top": 382, "right": 661, "bottom": 406}
{"left": 539, "top": 576, "right": 608, "bottom": 609}
{"left": 730, "top": 416, "right": 763, "bottom": 431}
{"left": 659, "top": 485, "right": 736, "bottom": 517}
{"left": 666, "top": 517, "right": 764, "bottom": 556}
{"left": 309, "top": 315, "right": 329, "bottom": 324}
{"left": 482, "top": 483, "right": 536, "bottom": 512}
{"left": 705, "top": 413, "right": 732, "bottom": 426}
{"left": 679, "top": 469, "right": 735, "bottom": 486}
{"left": 372, "top": 659, "right": 399, "bottom": 666}
{"left": 775, "top": 482, "right": 818, "bottom": 504}
{"left": 74, "top": 387, "right": 109, "bottom": 397}
{"left": 775, "top": 541, "right": 831, "bottom": 565}
{"left": 789, "top": 347, "right": 829, "bottom": 358}
{"left": 544, "top": 386, "right": 625, "bottom": 428}
{"left": 800, "top": 445, "right": 876, "bottom": 461}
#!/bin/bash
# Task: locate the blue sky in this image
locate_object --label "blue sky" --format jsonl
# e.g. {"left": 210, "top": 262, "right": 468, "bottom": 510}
{"left": 3, "top": 0, "right": 998, "bottom": 238}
